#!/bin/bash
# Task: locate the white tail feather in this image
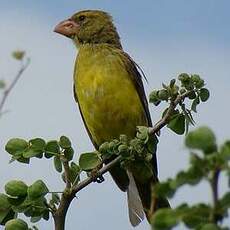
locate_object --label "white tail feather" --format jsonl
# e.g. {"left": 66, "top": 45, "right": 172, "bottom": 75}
{"left": 127, "top": 171, "right": 144, "bottom": 227}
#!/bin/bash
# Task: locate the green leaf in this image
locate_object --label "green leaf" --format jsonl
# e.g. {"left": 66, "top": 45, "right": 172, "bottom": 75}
{"left": 151, "top": 208, "right": 178, "bottom": 230}
{"left": 63, "top": 147, "right": 74, "bottom": 161}
{"left": 29, "top": 138, "right": 46, "bottom": 151}
{"left": 170, "top": 79, "right": 176, "bottom": 88}
{"left": 44, "top": 141, "right": 60, "bottom": 158}
{"left": 220, "top": 141, "right": 230, "bottom": 160}
{"left": 79, "top": 152, "right": 101, "bottom": 171}
{"left": 199, "top": 88, "right": 210, "bottom": 102}
{"left": 158, "top": 89, "right": 169, "bottom": 101}
{"left": 28, "top": 180, "right": 49, "bottom": 200}
{"left": 5, "top": 139, "right": 28, "bottom": 155}
{"left": 70, "top": 162, "right": 81, "bottom": 184}
{"left": 0, "top": 194, "right": 11, "bottom": 211}
{"left": 154, "top": 180, "right": 175, "bottom": 198}
{"left": 50, "top": 193, "right": 60, "bottom": 206}
{"left": 0, "top": 194, "right": 12, "bottom": 224}
{"left": 167, "top": 114, "right": 185, "bottom": 135}
{"left": 149, "top": 90, "right": 161, "bottom": 106}
{"left": 7, "top": 196, "right": 26, "bottom": 206}
{"left": 59, "top": 136, "right": 71, "bottom": 149}
{"left": 219, "top": 192, "right": 230, "bottom": 214}
{"left": 137, "top": 126, "right": 149, "bottom": 143}
{"left": 53, "top": 156, "right": 62, "bottom": 173}
{"left": 182, "top": 204, "right": 210, "bottom": 228}
{"left": 23, "top": 149, "right": 42, "bottom": 159}
{"left": 191, "top": 96, "right": 200, "bottom": 112}
{"left": 5, "top": 218, "right": 28, "bottom": 230}
{"left": 5, "top": 180, "right": 28, "bottom": 198}
{"left": 185, "top": 126, "right": 217, "bottom": 154}
{"left": 42, "top": 209, "right": 49, "bottom": 221}
{"left": 188, "top": 91, "right": 196, "bottom": 99}
{"left": 0, "top": 209, "right": 15, "bottom": 226}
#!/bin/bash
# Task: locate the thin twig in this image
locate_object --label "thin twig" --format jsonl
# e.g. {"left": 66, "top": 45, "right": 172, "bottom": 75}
{"left": 61, "top": 156, "right": 72, "bottom": 189}
{"left": 0, "top": 58, "right": 30, "bottom": 114}
{"left": 149, "top": 91, "right": 191, "bottom": 135}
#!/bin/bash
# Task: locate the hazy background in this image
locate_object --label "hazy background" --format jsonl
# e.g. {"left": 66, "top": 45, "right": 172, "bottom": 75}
{"left": 0, "top": 0, "right": 229, "bottom": 229}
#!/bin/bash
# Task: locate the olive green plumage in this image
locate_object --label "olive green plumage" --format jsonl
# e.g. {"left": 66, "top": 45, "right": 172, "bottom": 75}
{"left": 55, "top": 9, "right": 169, "bottom": 226}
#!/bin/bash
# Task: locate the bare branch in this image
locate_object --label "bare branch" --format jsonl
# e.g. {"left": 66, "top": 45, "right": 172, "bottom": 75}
{"left": 0, "top": 58, "right": 30, "bottom": 114}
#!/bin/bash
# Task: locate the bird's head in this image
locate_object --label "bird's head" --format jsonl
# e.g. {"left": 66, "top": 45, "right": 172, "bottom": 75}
{"left": 54, "top": 10, "right": 122, "bottom": 48}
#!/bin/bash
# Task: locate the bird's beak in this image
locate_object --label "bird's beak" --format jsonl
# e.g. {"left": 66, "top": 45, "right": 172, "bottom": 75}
{"left": 54, "top": 19, "right": 80, "bottom": 38}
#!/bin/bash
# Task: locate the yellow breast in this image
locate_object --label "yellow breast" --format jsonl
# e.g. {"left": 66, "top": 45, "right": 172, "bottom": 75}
{"left": 74, "top": 44, "right": 148, "bottom": 146}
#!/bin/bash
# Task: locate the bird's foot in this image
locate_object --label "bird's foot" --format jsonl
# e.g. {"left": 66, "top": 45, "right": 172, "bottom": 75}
{"left": 88, "top": 165, "right": 105, "bottom": 183}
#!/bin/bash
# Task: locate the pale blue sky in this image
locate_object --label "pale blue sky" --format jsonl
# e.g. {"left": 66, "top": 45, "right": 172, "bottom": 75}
{"left": 0, "top": 1, "right": 229, "bottom": 230}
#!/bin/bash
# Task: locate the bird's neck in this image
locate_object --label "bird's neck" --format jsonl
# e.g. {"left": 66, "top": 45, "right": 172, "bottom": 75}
{"left": 76, "top": 24, "right": 122, "bottom": 49}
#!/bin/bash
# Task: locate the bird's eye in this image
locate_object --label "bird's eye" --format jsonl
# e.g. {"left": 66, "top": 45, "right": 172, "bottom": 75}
{"left": 78, "top": 15, "right": 86, "bottom": 21}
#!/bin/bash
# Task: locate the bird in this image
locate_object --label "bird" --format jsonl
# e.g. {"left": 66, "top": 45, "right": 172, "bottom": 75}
{"left": 54, "top": 10, "right": 169, "bottom": 226}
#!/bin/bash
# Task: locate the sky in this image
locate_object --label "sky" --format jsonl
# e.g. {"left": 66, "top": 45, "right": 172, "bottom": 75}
{"left": 0, "top": 0, "right": 230, "bottom": 229}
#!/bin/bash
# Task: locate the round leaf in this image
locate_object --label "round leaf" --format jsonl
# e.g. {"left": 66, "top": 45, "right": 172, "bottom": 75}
{"left": 167, "top": 114, "right": 185, "bottom": 135}
{"left": 185, "top": 126, "right": 217, "bottom": 154}
{"left": 152, "top": 208, "right": 178, "bottom": 229}
{"left": 53, "top": 156, "right": 62, "bottom": 173}
{"left": 79, "top": 152, "right": 101, "bottom": 171}
{"left": 29, "top": 138, "right": 46, "bottom": 151}
{"left": 5, "top": 219, "right": 28, "bottom": 230}
{"left": 5, "top": 180, "right": 28, "bottom": 197}
{"left": 64, "top": 147, "right": 74, "bottom": 161}
{"left": 5, "top": 139, "right": 28, "bottom": 155}
{"left": 44, "top": 141, "right": 60, "bottom": 158}
{"left": 199, "top": 88, "right": 210, "bottom": 102}
{"left": 0, "top": 194, "right": 11, "bottom": 211}
{"left": 59, "top": 136, "right": 71, "bottom": 149}
{"left": 28, "top": 180, "right": 49, "bottom": 200}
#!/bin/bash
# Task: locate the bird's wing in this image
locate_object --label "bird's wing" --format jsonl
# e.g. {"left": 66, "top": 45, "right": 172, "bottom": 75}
{"left": 122, "top": 52, "right": 158, "bottom": 176}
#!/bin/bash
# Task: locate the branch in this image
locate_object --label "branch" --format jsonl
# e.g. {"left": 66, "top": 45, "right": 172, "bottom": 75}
{"left": 0, "top": 58, "right": 30, "bottom": 114}
{"left": 72, "top": 155, "right": 122, "bottom": 194}
{"left": 61, "top": 156, "right": 72, "bottom": 189}
{"left": 149, "top": 91, "right": 191, "bottom": 135}
{"left": 53, "top": 90, "right": 192, "bottom": 230}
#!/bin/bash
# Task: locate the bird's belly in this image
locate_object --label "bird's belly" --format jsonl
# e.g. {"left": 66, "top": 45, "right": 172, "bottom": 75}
{"left": 75, "top": 70, "right": 147, "bottom": 146}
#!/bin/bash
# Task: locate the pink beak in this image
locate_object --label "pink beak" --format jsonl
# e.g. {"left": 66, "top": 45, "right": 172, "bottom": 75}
{"left": 54, "top": 19, "right": 80, "bottom": 38}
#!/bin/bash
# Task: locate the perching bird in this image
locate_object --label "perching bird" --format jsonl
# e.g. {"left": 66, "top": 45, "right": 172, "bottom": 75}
{"left": 54, "top": 10, "right": 169, "bottom": 226}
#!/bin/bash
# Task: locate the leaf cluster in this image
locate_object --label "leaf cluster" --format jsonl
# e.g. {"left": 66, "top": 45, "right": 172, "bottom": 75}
{"left": 0, "top": 179, "right": 49, "bottom": 230}
{"left": 149, "top": 73, "right": 210, "bottom": 135}
{"left": 151, "top": 127, "right": 230, "bottom": 230}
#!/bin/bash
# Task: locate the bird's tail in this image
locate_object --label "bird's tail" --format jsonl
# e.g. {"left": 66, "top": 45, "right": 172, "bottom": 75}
{"left": 127, "top": 171, "right": 170, "bottom": 227}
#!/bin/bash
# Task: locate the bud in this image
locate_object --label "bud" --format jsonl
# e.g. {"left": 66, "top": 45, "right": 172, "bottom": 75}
{"left": 12, "top": 51, "right": 25, "bottom": 60}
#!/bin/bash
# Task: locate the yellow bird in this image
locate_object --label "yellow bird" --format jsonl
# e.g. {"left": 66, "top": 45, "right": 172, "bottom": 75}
{"left": 54, "top": 10, "right": 169, "bottom": 226}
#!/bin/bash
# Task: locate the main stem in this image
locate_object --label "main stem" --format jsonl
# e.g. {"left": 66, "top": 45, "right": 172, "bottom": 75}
{"left": 210, "top": 169, "right": 220, "bottom": 223}
{"left": 53, "top": 191, "right": 75, "bottom": 230}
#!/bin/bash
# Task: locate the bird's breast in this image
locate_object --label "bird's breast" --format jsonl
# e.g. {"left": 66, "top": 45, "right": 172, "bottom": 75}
{"left": 74, "top": 45, "right": 147, "bottom": 146}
